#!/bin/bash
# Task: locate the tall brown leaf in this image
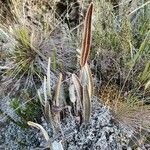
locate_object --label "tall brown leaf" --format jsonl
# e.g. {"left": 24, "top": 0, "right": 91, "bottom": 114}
{"left": 80, "top": 2, "right": 93, "bottom": 67}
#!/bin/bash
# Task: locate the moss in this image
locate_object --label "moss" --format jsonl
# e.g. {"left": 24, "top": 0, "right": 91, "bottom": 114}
{"left": 9, "top": 98, "right": 42, "bottom": 128}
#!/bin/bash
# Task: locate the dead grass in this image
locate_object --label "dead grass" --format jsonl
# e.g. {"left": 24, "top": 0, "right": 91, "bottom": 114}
{"left": 93, "top": 0, "right": 150, "bottom": 147}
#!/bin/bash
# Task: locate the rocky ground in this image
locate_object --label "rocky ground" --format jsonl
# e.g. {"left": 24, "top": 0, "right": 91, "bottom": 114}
{"left": 0, "top": 97, "right": 132, "bottom": 150}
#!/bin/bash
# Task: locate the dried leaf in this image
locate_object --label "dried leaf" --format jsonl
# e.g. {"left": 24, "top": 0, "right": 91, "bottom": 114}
{"left": 72, "top": 74, "right": 82, "bottom": 102}
{"left": 59, "top": 85, "right": 67, "bottom": 106}
{"left": 27, "top": 121, "right": 50, "bottom": 141}
{"left": 47, "top": 57, "right": 52, "bottom": 98}
{"left": 44, "top": 76, "right": 49, "bottom": 117}
{"left": 72, "top": 74, "right": 83, "bottom": 114}
{"left": 53, "top": 73, "right": 63, "bottom": 106}
{"left": 27, "top": 121, "right": 53, "bottom": 149}
{"left": 82, "top": 85, "right": 91, "bottom": 123}
{"left": 52, "top": 49, "right": 57, "bottom": 71}
{"left": 43, "top": 76, "right": 53, "bottom": 129}
{"left": 53, "top": 73, "right": 63, "bottom": 130}
{"left": 45, "top": 100, "right": 53, "bottom": 126}
{"left": 69, "top": 83, "right": 76, "bottom": 103}
{"left": 37, "top": 89, "right": 44, "bottom": 106}
{"left": 85, "top": 64, "right": 93, "bottom": 98}
{"left": 80, "top": 2, "right": 93, "bottom": 67}
{"left": 145, "top": 80, "right": 150, "bottom": 90}
{"left": 44, "top": 76, "right": 47, "bottom": 104}
{"left": 80, "top": 66, "right": 88, "bottom": 86}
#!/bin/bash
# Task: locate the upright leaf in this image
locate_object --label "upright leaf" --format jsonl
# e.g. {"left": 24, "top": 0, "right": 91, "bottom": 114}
{"left": 82, "top": 85, "right": 91, "bottom": 123}
{"left": 85, "top": 64, "right": 93, "bottom": 98}
{"left": 69, "top": 83, "right": 76, "bottom": 103}
{"left": 37, "top": 90, "right": 44, "bottom": 106}
{"left": 53, "top": 73, "right": 63, "bottom": 106}
{"left": 53, "top": 73, "right": 63, "bottom": 131}
{"left": 47, "top": 57, "right": 52, "bottom": 98}
{"left": 80, "top": 3, "right": 93, "bottom": 67}
{"left": 72, "top": 74, "right": 82, "bottom": 103}
{"left": 44, "top": 76, "right": 53, "bottom": 128}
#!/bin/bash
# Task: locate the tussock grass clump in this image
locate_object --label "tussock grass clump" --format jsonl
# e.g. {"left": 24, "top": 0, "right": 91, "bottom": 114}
{"left": 0, "top": 0, "right": 57, "bottom": 96}
{"left": 1, "top": 27, "right": 46, "bottom": 95}
{"left": 11, "top": 28, "right": 39, "bottom": 73}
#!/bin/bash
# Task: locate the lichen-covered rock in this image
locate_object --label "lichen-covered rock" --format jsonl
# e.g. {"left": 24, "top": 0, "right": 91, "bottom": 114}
{"left": 58, "top": 99, "right": 130, "bottom": 150}
{"left": 1, "top": 122, "right": 40, "bottom": 150}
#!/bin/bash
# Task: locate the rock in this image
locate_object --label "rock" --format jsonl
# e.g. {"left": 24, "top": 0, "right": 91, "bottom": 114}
{"left": 59, "top": 99, "right": 129, "bottom": 150}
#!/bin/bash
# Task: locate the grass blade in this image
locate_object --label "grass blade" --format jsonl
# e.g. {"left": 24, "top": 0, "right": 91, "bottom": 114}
{"left": 47, "top": 57, "right": 52, "bottom": 98}
{"left": 37, "top": 90, "right": 44, "bottom": 106}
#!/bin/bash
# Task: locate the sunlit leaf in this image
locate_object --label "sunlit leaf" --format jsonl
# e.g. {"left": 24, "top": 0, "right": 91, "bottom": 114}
{"left": 82, "top": 85, "right": 91, "bottom": 123}
{"left": 69, "top": 83, "right": 76, "bottom": 103}
{"left": 145, "top": 80, "right": 150, "bottom": 90}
